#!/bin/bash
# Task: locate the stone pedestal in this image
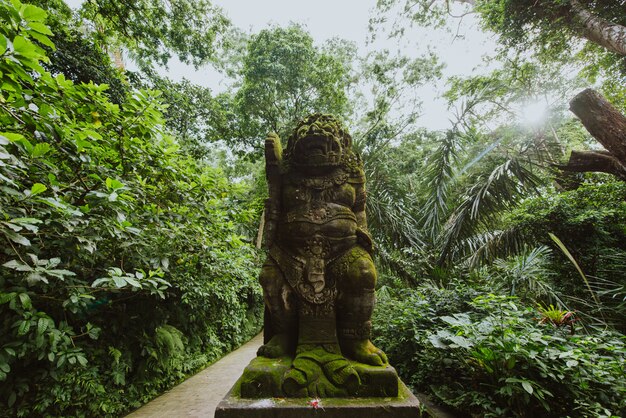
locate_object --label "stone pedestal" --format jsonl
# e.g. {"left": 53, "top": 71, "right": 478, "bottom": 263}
{"left": 215, "top": 377, "right": 423, "bottom": 418}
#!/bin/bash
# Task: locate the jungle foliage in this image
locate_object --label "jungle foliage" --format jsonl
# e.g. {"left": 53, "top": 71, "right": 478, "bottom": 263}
{"left": 367, "top": 1, "right": 626, "bottom": 416}
{"left": 374, "top": 289, "right": 625, "bottom": 417}
{"left": 0, "top": 2, "right": 261, "bottom": 416}
{"left": 1, "top": 0, "right": 625, "bottom": 416}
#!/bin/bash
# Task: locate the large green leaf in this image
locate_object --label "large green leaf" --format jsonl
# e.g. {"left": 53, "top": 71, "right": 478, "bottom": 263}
{"left": 20, "top": 4, "right": 47, "bottom": 22}
{"left": 30, "top": 183, "right": 47, "bottom": 196}
{"left": 4, "top": 231, "right": 31, "bottom": 246}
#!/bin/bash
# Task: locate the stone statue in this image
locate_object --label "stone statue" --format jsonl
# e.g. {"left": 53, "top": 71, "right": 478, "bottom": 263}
{"left": 238, "top": 114, "right": 398, "bottom": 399}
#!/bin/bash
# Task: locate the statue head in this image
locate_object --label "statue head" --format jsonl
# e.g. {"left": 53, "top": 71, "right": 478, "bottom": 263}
{"left": 284, "top": 113, "right": 352, "bottom": 169}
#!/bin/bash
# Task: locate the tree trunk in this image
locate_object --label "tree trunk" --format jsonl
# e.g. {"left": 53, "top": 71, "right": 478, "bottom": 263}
{"left": 569, "top": 0, "right": 626, "bottom": 56}
{"left": 561, "top": 88, "right": 626, "bottom": 180}
{"left": 570, "top": 89, "right": 626, "bottom": 162}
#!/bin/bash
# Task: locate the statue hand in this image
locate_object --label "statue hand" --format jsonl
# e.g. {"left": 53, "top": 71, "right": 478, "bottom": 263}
{"left": 356, "top": 227, "right": 374, "bottom": 254}
{"left": 265, "top": 132, "right": 282, "bottom": 165}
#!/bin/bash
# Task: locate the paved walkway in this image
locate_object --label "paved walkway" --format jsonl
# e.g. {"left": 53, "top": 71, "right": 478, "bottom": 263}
{"left": 126, "top": 333, "right": 263, "bottom": 418}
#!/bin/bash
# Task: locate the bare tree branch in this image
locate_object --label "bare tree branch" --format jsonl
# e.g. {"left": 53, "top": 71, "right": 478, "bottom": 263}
{"left": 556, "top": 150, "right": 626, "bottom": 180}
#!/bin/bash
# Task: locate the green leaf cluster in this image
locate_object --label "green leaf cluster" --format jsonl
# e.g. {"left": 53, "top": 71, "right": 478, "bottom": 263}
{"left": 0, "top": 2, "right": 262, "bottom": 415}
{"left": 374, "top": 288, "right": 626, "bottom": 417}
{"left": 506, "top": 181, "right": 626, "bottom": 329}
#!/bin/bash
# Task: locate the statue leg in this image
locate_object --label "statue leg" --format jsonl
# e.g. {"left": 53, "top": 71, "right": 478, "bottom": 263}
{"left": 283, "top": 301, "right": 360, "bottom": 397}
{"left": 336, "top": 247, "right": 388, "bottom": 366}
{"left": 257, "top": 257, "right": 297, "bottom": 358}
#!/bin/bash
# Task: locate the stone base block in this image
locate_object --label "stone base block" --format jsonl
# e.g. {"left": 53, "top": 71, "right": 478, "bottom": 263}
{"left": 215, "top": 380, "right": 423, "bottom": 418}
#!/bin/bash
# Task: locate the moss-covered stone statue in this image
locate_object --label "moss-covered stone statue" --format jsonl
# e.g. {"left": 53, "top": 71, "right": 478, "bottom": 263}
{"left": 238, "top": 113, "right": 399, "bottom": 399}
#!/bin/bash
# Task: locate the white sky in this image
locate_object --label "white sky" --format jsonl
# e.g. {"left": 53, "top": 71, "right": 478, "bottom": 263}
{"left": 64, "top": 0, "right": 501, "bottom": 130}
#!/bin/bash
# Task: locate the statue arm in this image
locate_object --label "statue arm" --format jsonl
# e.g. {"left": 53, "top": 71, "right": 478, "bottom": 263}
{"left": 264, "top": 132, "right": 282, "bottom": 248}
{"left": 353, "top": 183, "right": 373, "bottom": 254}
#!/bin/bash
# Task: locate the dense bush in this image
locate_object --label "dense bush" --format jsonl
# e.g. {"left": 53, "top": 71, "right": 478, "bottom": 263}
{"left": 509, "top": 181, "right": 626, "bottom": 279}
{"left": 0, "top": 2, "right": 262, "bottom": 416}
{"left": 507, "top": 181, "right": 626, "bottom": 328}
{"left": 374, "top": 287, "right": 626, "bottom": 417}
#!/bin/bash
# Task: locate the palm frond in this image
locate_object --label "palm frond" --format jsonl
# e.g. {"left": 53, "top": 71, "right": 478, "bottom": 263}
{"left": 437, "top": 158, "right": 541, "bottom": 265}
{"left": 492, "top": 245, "right": 554, "bottom": 299}
{"left": 420, "top": 130, "right": 461, "bottom": 240}
{"left": 375, "top": 245, "right": 423, "bottom": 287}
{"left": 565, "top": 249, "right": 626, "bottom": 331}
{"left": 366, "top": 181, "right": 425, "bottom": 250}
{"left": 461, "top": 226, "right": 528, "bottom": 268}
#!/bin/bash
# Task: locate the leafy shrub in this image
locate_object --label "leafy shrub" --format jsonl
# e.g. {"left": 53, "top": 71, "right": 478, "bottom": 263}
{"left": 509, "top": 182, "right": 626, "bottom": 281}
{"left": 486, "top": 245, "right": 557, "bottom": 303}
{"left": 374, "top": 288, "right": 626, "bottom": 417}
{"left": 507, "top": 181, "right": 626, "bottom": 328}
{"left": 373, "top": 282, "right": 481, "bottom": 389}
{"left": 0, "top": 2, "right": 262, "bottom": 416}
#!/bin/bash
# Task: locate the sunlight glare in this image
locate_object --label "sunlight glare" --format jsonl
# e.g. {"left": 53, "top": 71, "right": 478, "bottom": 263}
{"left": 520, "top": 100, "right": 549, "bottom": 126}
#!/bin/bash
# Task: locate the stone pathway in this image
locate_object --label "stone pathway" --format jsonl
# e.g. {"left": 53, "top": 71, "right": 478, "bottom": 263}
{"left": 126, "top": 333, "right": 263, "bottom": 418}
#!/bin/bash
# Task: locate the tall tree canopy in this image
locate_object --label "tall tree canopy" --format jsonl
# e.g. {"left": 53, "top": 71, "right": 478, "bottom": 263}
{"left": 234, "top": 25, "right": 355, "bottom": 147}
{"left": 375, "top": 0, "right": 626, "bottom": 95}
{"left": 377, "top": 0, "right": 626, "bottom": 57}
{"left": 79, "top": 0, "right": 231, "bottom": 68}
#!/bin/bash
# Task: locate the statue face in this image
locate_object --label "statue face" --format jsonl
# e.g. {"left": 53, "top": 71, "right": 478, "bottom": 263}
{"left": 292, "top": 132, "right": 343, "bottom": 167}
{"left": 288, "top": 114, "right": 349, "bottom": 168}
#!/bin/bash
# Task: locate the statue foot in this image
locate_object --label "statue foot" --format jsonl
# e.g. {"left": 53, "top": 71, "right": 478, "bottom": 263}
{"left": 257, "top": 334, "right": 293, "bottom": 358}
{"left": 340, "top": 339, "right": 388, "bottom": 366}
{"left": 283, "top": 344, "right": 360, "bottom": 397}
{"left": 324, "top": 357, "right": 360, "bottom": 390}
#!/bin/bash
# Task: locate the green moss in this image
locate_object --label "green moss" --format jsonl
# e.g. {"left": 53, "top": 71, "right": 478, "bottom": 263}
{"left": 235, "top": 351, "right": 399, "bottom": 399}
